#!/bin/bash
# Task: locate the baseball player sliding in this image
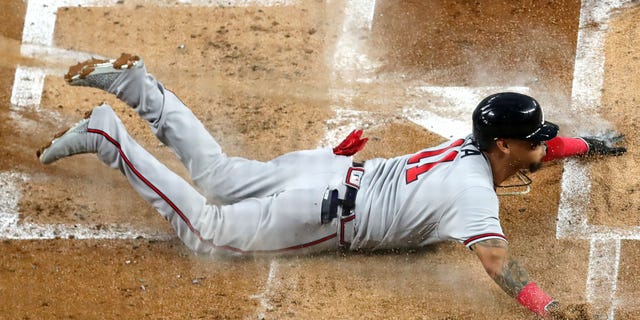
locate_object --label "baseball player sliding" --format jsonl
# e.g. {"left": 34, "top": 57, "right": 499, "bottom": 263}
{"left": 37, "top": 53, "right": 626, "bottom": 319}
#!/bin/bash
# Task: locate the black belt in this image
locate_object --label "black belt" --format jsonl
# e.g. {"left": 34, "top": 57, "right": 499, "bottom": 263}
{"left": 342, "top": 161, "right": 363, "bottom": 214}
{"left": 320, "top": 162, "right": 363, "bottom": 224}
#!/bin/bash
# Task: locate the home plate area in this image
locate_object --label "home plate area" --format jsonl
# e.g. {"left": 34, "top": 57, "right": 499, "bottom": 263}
{"left": 1, "top": 0, "right": 639, "bottom": 319}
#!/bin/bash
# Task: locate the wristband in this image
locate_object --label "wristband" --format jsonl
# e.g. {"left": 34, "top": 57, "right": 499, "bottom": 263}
{"left": 542, "top": 136, "right": 589, "bottom": 162}
{"left": 516, "top": 282, "right": 554, "bottom": 317}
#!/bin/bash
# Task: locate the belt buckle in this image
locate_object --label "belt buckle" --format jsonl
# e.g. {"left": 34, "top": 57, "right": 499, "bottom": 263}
{"left": 345, "top": 167, "right": 364, "bottom": 189}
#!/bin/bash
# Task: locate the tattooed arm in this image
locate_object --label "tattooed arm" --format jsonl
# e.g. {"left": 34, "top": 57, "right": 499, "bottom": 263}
{"left": 470, "top": 238, "right": 528, "bottom": 298}
{"left": 471, "top": 238, "right": 556, "bottom": 318}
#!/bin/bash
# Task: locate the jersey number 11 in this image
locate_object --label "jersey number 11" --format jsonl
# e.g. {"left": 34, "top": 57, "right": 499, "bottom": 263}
{"left": 405, "top": 139, "right": 465, "bottom": 184}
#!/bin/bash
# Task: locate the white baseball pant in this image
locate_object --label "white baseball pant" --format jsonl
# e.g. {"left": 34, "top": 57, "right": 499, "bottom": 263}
{"left": 87, "top": 65, "right": 352, "bottom": 255}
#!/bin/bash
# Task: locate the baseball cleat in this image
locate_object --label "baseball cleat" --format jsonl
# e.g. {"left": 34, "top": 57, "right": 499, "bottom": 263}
{"left": 64, "top": 53, "right": 142, "bottom": 90}
{"left": 37, "top": 110, "right": 97, "bottom": 165}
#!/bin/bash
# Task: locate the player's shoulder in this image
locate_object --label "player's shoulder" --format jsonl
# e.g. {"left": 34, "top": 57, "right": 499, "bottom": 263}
{"left": 454, "top": 137, "right": 488, "bottom": 167}
{"left": 450, "top": 138, "right": 494, "bottom": 189}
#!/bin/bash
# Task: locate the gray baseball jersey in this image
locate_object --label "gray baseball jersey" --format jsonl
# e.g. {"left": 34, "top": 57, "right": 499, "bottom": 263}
{"left": 352, "top": 137, "right": 505, "bottom": 250}
{"left": 91, "top": 60, "right": 504, "bottom": 256}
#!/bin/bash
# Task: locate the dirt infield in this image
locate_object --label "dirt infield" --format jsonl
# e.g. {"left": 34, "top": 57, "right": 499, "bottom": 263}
{"left": 1, "top": 0, "right": 639, "bottom": 319}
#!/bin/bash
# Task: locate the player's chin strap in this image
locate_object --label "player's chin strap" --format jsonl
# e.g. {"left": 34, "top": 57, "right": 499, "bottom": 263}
{"left": 496, "top": 170, "right": 532, "bottom": 196}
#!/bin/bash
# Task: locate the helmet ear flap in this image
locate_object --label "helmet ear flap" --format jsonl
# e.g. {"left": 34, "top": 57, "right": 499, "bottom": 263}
{"left": 473, "top": 136, "right": 502, "bottom": 152}
{"left": 472, "top": 135, "right": 492, "bottom": 151}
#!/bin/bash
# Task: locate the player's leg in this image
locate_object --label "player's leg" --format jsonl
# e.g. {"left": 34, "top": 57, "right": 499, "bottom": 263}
{"left": 38, "top": 103, "right": 216, "bottom": 253}
{"left": 65, "top": 55, "right": 284, "bottom": 202}
{"left": 38, "top": 104, "right": 339, "bottom": 255}
{"left": 65, "top": 54, "right": 352, "bottom": 204}
{"left": 65, "top": 54, "right": 167, "bottom": 137}
{"left": 65, "top": 55, "right": 242, "bottom": 177}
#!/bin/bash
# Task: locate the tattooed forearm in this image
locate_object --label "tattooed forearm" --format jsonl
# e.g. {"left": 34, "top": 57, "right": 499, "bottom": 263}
{"left": 494, "top": 255, "right": 530, "bottom": 298}
{"left": 472, "top": 239, "right": 531, "bottom": 298}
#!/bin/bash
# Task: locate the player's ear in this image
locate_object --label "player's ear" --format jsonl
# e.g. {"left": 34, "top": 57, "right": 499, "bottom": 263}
{"left": 495, "top": 138, "right": 510, "bottom": 154}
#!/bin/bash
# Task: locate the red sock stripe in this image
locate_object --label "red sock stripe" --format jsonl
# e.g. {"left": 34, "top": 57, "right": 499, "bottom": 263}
{"left": 88, "top": 128, "right": 337, "bottom": 254}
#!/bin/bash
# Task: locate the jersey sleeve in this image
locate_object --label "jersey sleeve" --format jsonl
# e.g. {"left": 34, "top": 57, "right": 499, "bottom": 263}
{"left": 438, "top": 186, "right": 506, "bottom": 248}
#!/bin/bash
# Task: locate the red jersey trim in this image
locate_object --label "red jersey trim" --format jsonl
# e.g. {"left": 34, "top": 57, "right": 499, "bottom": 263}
{"left": 88, "top": 128, "right": 337, "bottom": 254}
{"left": 463, "top": 233, "right": 507, "bottom": 246}
{"left": 340, "top": 214, "right": 356, "bottom": 245}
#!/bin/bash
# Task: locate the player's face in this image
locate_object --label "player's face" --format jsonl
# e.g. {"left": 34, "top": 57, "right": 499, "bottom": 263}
{"left": 507, "top": 139, "right": 547, "bottom": 172}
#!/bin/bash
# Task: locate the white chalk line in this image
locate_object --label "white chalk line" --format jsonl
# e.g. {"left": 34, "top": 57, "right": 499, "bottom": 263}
{"left": 321, "top": 0, "right": 378, "bottom": 146}
{"left": 587, "top": 239, "right": 621, "bottom": 319}
{"left": 322, "top": 86, "right": 531, "bottom": 146}
{"left": 403, "top": 86, "right": 530, "bottom": 139}
{"left": 249, "top": 260, "right": 279, "bottom": 319}
{"left": 330, "top": 0, "right": 378, "bottom": 84}
{"left": 558, "top": 0, "right": 637, "bottom": 319}
{"left": 0, "top": 171, "right": 171, "bottom": 240}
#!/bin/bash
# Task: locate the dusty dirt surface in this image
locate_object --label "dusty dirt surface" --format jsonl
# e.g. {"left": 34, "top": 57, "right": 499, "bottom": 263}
{"left": 1, "top": 0, "right": 638, "bottom": 319}
{"left": 588, "top": 5, "right": 640, "bottom": 227}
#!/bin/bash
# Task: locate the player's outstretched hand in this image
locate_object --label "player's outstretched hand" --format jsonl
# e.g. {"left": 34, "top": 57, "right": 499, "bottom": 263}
{"left": 581, "top": 133, "right": 627, "bottom": 157}
{"left": 545, "top": 301, "right": 602, "bottom": 320}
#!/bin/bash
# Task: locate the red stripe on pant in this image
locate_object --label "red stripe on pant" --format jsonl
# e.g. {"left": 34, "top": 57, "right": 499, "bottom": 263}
{"left": 88, "top": 128, "right": 337, "bottom": 254}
